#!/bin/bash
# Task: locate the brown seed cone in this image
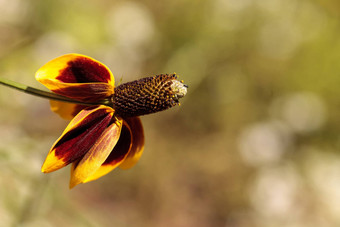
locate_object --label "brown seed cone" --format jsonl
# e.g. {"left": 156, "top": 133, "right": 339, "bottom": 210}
{"left": 112, "top": 74, "right": 185, "bottom": 118}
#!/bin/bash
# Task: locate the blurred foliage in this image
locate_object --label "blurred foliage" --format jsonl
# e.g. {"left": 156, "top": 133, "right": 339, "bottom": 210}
{"left": 2, "top": 0, "right": 340, "bottom": 226}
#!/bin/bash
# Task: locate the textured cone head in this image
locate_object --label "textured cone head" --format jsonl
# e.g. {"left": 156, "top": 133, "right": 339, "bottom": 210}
{"left": 112, "top": 74, "right": 187, "bottom": 118}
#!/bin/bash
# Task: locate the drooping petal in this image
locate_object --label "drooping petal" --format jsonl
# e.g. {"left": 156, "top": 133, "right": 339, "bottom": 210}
{"left": 69, "top": 118, "right": 123, "bottom": 188}
{"left": 119, "top": 117, "right": 144, "bottom": 169}
{"left": 41, "top": 105, "right": 114, "bottom": 173}
{"left": 35, "top": 54, "right": 115, "bottom": 102}
{"left": 50, "top": 100, "right": 87, "bottom": 120}
{"left": 80, "top": 121, "right": 133, "bottom": 183}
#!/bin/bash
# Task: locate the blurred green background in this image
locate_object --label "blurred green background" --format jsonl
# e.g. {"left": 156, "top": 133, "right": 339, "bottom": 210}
{"left": 1, "top": 0, "right": 340, "bottom": 226}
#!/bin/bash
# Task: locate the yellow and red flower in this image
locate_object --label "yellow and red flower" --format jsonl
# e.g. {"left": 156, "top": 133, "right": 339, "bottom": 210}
{"left": 35, "top": 54, "right": 187, "bottom": 188}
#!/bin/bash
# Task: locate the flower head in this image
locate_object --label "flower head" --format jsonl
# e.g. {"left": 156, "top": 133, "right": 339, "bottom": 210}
{"left": 35, "top": 54, "right": 187, "bottom": 188}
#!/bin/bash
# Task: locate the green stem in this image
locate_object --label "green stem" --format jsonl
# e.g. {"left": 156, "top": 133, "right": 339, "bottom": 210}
{"left": 0, "top": 78, "right": 110, "bottom": 106}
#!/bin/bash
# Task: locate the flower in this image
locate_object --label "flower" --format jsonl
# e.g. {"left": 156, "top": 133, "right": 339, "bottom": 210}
{"left": 35, "top": 54, "right": 187, "bottom": 188}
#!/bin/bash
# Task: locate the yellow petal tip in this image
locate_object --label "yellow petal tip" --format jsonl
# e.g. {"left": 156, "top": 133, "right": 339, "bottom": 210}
{"left": 69, "top": 168, "right": 85, "bottom": 189}
{"left": 69, "top": 173, "right": 84, "bottom": 189}
{"left": 41, "top": 151, "right": 67, "bottom": 173}
{"left": 69, "top": 180, "right": 80, "bottom": 189}
{"left": 41, "top": 167, "right": 48, "bottom": 173}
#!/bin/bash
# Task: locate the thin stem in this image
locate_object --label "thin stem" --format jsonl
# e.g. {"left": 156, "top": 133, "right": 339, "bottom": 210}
{"left": 0, "top": 78, "right": 110, "bottom": 106}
